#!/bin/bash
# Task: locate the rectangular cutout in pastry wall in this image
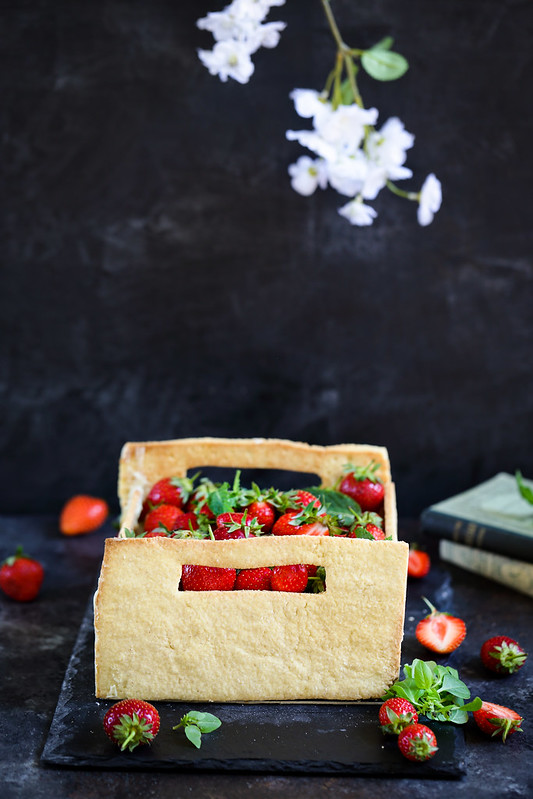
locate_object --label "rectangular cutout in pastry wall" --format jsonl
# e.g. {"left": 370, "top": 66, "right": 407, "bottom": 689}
{"left": 186, "top": 466, "right": 321, "bottom": 491}
{"left": 179, "top": 564, "right": 326, "bottom": 592}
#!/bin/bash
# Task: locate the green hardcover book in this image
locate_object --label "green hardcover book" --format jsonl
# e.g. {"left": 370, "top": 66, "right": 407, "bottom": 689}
{"left": 439, "top": 540, "right": 533, "bottom": 598}
{"left": 421, "top": 472, "right": 533, "bottom": 563}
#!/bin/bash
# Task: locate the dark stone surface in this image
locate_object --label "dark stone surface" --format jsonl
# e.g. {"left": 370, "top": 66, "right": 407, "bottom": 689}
{"left": 1, "top": 0, "right": 533, "bottom": 516}
{"left": 0, "top": 516, "right": 531, "bottom": 798}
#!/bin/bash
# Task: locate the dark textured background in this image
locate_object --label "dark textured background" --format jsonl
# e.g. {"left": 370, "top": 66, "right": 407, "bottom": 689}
{"left": 1, "top": 0, "right": 532, "bottom": 516}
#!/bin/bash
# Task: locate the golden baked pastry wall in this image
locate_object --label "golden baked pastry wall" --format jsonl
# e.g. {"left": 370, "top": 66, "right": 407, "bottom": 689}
{"left": 94, "top": 437, "right": 408, "bottom": 702}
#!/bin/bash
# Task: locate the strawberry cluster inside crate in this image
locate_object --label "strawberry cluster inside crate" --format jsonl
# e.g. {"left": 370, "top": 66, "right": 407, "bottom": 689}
{"left": 94, "top": 437, "right": 408, "bottom": 702}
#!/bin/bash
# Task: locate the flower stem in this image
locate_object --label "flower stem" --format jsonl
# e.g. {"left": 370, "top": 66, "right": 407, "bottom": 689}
{"left": 321, "top": 0, "right": 363, "bottom": 107}
{"left": 386, "top": 180, "right": 419, "bottom": 202}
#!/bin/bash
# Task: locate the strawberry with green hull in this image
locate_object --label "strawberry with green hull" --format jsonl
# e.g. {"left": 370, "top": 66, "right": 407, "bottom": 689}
{"left": 347, "top": 512, "right": 386, "bottom": 540}
{"left": 397, "top": 723, "right": 438, "bottom": 762}
{"left": 416, "top": 598, "right": 466, "bottom": 654}
{"left": 272, "top": 504, "right": 329, "bottom": 537}
{"left": 480, "top": 636, "right": 527, "bottom": 675}
{"left": 379, "top": 698, "right": 419, "bottom": 734}
{"left": 473, "top": 701, "right": 523, "bottom": 742}
{"left": 146, "top": 475, "right": 198, "bottom": 510}
{"left": 103, "top": 699, "right": 160, "bottom": 752}
{"left": 144, "top": 504, "right": 184, "bottom": 534}
{"left": 0, "top": 547, "right": 44, "bottom": 601}
{"left": 337, "top": 461, "right": 385, "bottom": 512}
{"left": 212, "top": 512, "right": 264, "bottom": 540}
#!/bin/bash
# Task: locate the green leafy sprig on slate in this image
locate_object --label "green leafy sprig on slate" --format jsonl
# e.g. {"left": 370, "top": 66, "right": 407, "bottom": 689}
{"left": 383, "top": 659, "right": 482, "bottom": 724}
{"left": 173, "top": 711, "right": 222, "bottom": 748}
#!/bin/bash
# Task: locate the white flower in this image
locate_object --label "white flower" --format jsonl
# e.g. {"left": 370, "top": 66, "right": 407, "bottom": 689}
{"left": 197, "top": 10, "right": 245, "bottom": 42}
{"left": 290, "top": 88, "right": 326, "bottom": 119}
{"left": 315, "top": 103, "right": 378, "bottom": 156}
{"left": 285, "top": 129, "right": 338, "bottom": 161}
{"left": 325, "top": 152, "right": 368, "bottom": 197}
{"left": 248, "top": 20, "right": 286, "bottom": 51}
{"left": 231, "top": 0, "right": 285, "bottom": 24}
{"left": 288, "top": 156, "right": 328, "bottom": 196}
{"left": 417, "top": 173, "right": 442, "bottom": 226}
{"left": 338, "top": 196, "right": 377, "bottom": 226}
{"left": 198, "top": 40, "right": 255, "bottom": 84}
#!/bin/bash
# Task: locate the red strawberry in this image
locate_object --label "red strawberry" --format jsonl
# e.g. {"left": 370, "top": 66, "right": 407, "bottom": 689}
{"left": 181, "top": 564, "right": 236, "bottom": 591}
{"left": 397, "top": 723, "right": 438, "bottom": 762}
{"left": 246, "top": 500, "right": 276, "bottom": 533}
{"left": 480, "top": 636, "right": 527, "bottom": 675}
{"left": 270, "top": 564, "right": 309, "bottom": 592}
{"left": 173, "top": 511, "right": 200, "bottom": 531}
{"left": 216, "top": 512, "right": 245, "bottom": 527}
{"left": 348, "top": 522, "right": 386, "bottom": 540}
{"left": 415, "top": 598, "right": 466, "bottom": 654}
{"left": 408, "top": 548, "right": 431, "bottom": 578}
{"left": 379, "top": 698, "right": 419, "bottom": 735}
{"left": 234, "top": 567, "right": 272, "bottom": 590}
{"left": 213, "top": 512, "right": 263, "bottom": 540}
{"left": 473, "top": 701, "right": 523, "bottom": 743}
{"left": 144, "top": 504, "right": 184, "bottom": 533}
{"left": 291, "top": 490, "right": 323, "bottom": 511}
{"left": 103, "top": 698, "right": 160, "bottom": 752}
{"left": 0, "top": 547, "right": 44, "bottom": 602}
{"left": 338, "top": 461, "right": 385, "bottom": 512}
{"left": 272, "top": 510, "right": 329, "bottom": 537}
{"left": 146, "top": 476, "right": 195, "bottom": 509}
{"left": 59, "top": 495, "right": 109, "bottom": 535}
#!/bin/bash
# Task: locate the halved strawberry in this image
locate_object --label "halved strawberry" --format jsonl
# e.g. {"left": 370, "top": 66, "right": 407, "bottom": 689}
{"left": 270, "top": 564, "right": 309, "bottom": 592}
{"left": 234, "top": 567, "right": 272, "bottom": 590}
{"left": 480, "top": 636, "right": 527, "bottom": 675}
{"left": 473, "top": 701, "right": 523, "bottom": 743}
{"left": 415, "top": 598, "right": 466, "bottom": 654}
{"left": 272, "top": 508, "right": 329, "bottom": 537}
{"left": 181, "top": 565, "right": 236, "bottom": 591}
{"left": 379, "top": 698, "right": 419, "bottom": 735}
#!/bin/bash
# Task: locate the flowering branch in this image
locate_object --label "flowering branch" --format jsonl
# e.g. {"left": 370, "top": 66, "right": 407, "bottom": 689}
{"left": 196, "top": 0, "right": 442, "bottom": 228}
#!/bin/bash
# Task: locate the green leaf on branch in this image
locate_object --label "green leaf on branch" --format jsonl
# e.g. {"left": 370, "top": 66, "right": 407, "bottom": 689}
{"left": 361, "top": 48, "right": 409, "bottom": 81}
{"left": 516, "top": 470, "right": 533, "bottom": 505}
{"left": 371, "top": 36, "right": 394, "bottom": 51}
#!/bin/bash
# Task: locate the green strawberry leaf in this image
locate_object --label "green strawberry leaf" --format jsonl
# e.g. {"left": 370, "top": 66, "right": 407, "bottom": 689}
{"left": 183, "top": 711, "right": 222, "bottom": 733}
{"left": 206, "top": 483, "right": 235, "bottom": 516}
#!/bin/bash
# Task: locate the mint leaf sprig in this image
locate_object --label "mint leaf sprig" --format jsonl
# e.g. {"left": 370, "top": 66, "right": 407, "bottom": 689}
{"left": 172, "top": 711, "right": 222, "bottom": 749}
{"left": 383, "top": 659, "right": 482, "bottom": 724}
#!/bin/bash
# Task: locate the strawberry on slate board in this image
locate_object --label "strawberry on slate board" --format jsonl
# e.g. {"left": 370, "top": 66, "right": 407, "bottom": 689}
{"left": 408, "top": 548, "right": 431, "bottom": 578}
{"left": 379, "top": 697, "right": 419, "bottom": 735}
{"left": 415, "top": 598, "right": 466, "bottom": 654}
{"left": 473, "top": 701, "right": 523, "bottom": 743}
{"left": 480, "top": 636, "right": 527, "bottom": 675}
{"left": 103, "top": 699, "right": 160, "bottom": 752}
{"left": 0, "top": 547, "right": 44, "bottom": 601}
{"left": 397, "top": 723, "right": 438, "bottom": 762}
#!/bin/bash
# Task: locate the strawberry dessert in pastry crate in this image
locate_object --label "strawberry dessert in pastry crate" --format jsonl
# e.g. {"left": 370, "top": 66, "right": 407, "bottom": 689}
{"left": 94, "top": 437, "right": 408, "bottom": 702}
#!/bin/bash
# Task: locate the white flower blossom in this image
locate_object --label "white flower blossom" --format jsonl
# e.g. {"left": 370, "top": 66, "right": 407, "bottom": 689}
{"left": 288, "top": 156, "right": 328, "bottom": 196}
{"left": 290, "top": 88, "right": 326, "bottom": 119}
{"left": 198, "top": 40, "right": 255, "bottom": 84}
{"left": 315, "top": 103, "right": 378, "bottom": 155}
{"left": 325, "top": 152, "right": 369, "bottom": 197}
{"left": 417, "top": 173, "right": 442, "bottom": 226}
{"left": 338, "top": 197, "right": 378, "bottom": 226}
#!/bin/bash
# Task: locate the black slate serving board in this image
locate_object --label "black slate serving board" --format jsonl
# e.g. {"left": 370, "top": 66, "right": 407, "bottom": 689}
{"left": 41, "top": 586, "right": 466, "bottom": 778}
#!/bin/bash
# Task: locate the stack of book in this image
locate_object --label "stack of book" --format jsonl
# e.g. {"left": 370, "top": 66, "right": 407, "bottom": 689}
{"left": 420, "top": 472, "right": 533, "bottom": 598}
